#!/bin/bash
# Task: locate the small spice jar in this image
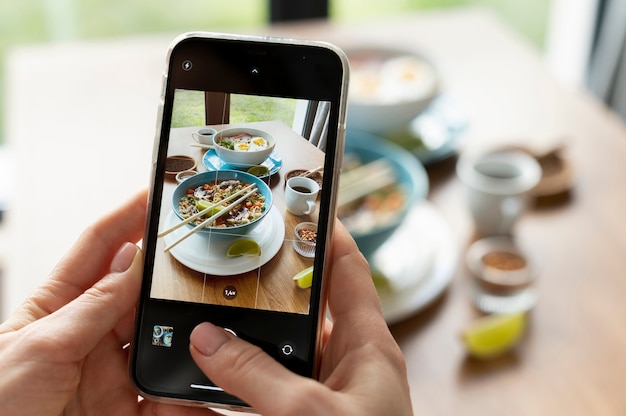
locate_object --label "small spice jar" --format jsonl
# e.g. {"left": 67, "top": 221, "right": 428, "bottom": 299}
{"left": 293, "top": 222, "right": 317, "bottom": 258}
{"left": 466, "top": 236, "right": 537, "bottom": 313}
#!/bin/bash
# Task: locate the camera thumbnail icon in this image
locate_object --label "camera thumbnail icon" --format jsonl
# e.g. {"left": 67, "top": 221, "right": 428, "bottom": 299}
{"left": 152, "top": 325, "right": 173, "bottom": 347}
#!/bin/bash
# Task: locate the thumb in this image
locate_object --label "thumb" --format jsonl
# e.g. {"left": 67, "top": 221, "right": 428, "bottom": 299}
{"left": 28, "top": 243, "right": 143, "bottom": 360}
{"left": 190, "top": 322, "right": 321, "bottom": 412}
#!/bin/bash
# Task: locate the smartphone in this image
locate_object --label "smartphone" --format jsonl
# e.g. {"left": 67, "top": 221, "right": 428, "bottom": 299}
{"left": 130, "top": 32, "right": 349, "bottom": 411}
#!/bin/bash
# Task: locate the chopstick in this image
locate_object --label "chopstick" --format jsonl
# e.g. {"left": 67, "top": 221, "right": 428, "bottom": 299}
{"left": 164, "top": 186, "right": 259, "bottom": 252}
{"left": 190, "top": 143, "right": 213, "bottom": 149}
{"left": 339, "top": 158, "right": 393, "bottom": 189}
{"left": 338, "top": 159, "right": 396, "bottom": 207}
{"left": 158, "top": 183, "right": 256, "bottom": 238}
{"left": 300, "top": 165, "right": 323, "bottom": 178}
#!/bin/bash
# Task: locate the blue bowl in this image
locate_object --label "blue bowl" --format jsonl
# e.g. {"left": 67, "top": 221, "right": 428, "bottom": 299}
{"left": 172, "top": 170, "right": 273, "bottom": 237}
{"left": 342, "top": 130, "right": 429, "bottom": 255}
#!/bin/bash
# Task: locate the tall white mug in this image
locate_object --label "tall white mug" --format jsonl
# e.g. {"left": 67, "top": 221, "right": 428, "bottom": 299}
{"left": 457, "top": 150, "right": 541, "bottom": 236}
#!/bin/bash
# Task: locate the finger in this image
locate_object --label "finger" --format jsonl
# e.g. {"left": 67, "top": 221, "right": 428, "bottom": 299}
{"left": 4, "top": 189, "right": 148, "bottom": 330}
{"left": 322, "top": 318, "right": 334, "bottom": 345}
{"left": 190, "top": 322, "right": 327, "bottom": 414}
{"left": 327, "top": 220, "right": 383, "bottom": 321}
{"left": 46, "top": 188, "right": 147, "bottom": 305}
{"left": 321, "top": 221, "right": 405, "bottom": 380}
{"left": 139, "top": 400, "right": 223, "bottom": 416}
{"left": 22, "top": 243, "right": 144, "bottom": 361}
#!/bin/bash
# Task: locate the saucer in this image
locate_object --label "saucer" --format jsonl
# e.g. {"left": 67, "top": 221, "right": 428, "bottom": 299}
{"left": 202, "top": 149, "right": 282, "bottom": 178}
{"left": 383, "top": 94, "right": 468, "bottom": 165}
{"left": 163, "top": 206, "right": 284, "bottom": 275}
{"left": 371, "top": 201, "right": 458, "bottom": 324}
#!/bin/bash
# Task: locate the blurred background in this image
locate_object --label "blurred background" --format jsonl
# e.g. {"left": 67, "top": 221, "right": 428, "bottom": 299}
{"left": 1, "top": 0, "right": 625, "bottom": 195}
{"left": 0, "top": 0, "right": 622, "bottom": 308}
{"left": 3, "top": 2, "right": 626, "bottom": 413}
{"left": 4, "top": 0, "right": 624, "bottom": 143}
{"left": 1, "top": 0, "right": 550, "bottom": 149}
{"left": 1, "top": 0, "right": 625, "bottom": 301}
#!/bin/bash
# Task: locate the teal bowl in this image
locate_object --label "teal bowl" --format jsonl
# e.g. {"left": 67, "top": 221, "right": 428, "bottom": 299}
{"left": 172, "top": 170, "right": 272, "bottom": 237}
{"left": 341, "top": 130, "right": 429, "bottom": 255}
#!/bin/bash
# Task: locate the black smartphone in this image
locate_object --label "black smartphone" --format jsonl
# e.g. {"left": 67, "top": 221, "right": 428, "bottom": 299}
{"left": 130, "top": 32, "right": 349, "bottom": 411}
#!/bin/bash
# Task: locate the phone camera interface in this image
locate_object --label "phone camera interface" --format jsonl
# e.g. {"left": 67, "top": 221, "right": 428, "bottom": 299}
{"left": 279, "top": 341, "right": 296, "bottom": 358}
{"left": 250, "top": 66, "right": 260, "bottom": 76}
{"left": 182, "top": 60, "right": 193, "bottom": 71}
{"left": 151, "top": 88, "right": 334, "bottom": 318}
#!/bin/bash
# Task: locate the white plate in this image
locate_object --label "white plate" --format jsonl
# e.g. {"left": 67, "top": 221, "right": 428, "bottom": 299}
{"left": 372, "top": 201, "right": 458, "bottom": 324}
{"left": 163, "top": 207, "right": 285, "bottom": 275}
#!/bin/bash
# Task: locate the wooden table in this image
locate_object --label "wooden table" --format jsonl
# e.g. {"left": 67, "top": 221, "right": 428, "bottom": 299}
{"left": 5, "top": 8, "right": 626, "bottom": 415}
{"left": 151, "top": 121, "right": 322, "bottom": 314}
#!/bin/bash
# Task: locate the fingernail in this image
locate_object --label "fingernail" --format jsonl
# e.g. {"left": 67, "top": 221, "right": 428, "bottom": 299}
{"left": 110, "top": 242, "right": 138, "bottom": 273}
{"left": 190, "top": 322, "right": 230, "bottom": 356}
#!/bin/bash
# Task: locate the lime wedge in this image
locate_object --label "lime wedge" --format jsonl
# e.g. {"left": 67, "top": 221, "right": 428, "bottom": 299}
{"left": 247, "top": 165, "right": 270, "bottom": 177}
{"left": 293, "top": 266, "right": 314, "bottom": 289}
{"left": 371, "top": 269, "right": 392, "bottom": 292}
{"left": 226, "top": 239, "right": 261, "bottom": 258}
{"left": 196, "top": 200, "right": 224, "bottom": 217}
{"left": 461, "top": 312, "right": 527, "bottom": 359}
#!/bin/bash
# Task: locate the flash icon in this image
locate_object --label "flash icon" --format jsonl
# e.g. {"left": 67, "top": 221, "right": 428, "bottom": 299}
{"left": 182, "top": 60, "right": 193, "bottom": 71}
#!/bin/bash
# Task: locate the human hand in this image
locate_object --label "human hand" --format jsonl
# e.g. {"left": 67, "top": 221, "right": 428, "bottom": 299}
{"left": 190, "top": 220, "right": 413, "bottom": 415}
{"left": 0, "top": 191, "right": 209, "bottom": 416}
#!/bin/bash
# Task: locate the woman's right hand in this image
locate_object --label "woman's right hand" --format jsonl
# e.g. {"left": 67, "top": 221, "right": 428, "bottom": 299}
{"left": 190, "top": 220, "right": 413, "bottom": 415}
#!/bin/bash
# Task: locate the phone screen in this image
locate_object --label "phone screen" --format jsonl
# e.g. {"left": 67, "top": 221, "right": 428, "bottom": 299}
{"left": 131, "top": 34, "right": 348, "bottom": 408}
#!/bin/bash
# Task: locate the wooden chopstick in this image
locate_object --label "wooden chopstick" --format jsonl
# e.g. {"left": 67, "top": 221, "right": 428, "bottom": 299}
{"left": 300, "top": 165, "right": 324, "bottom": 178}
{"left": 338, "top": 170, "right": 396, "bottom": 207}
{"left": 338, "top": 159, "right": 396, "bottom": 207}
{"left": 158, "top": 183, "right": 256, "bottom": 238}
{"left": 190, "top": 143, "right": 213, "bottom": 149}
{"left": 339, "top": 158, "right": 394, "bottom": 190}
{"left": 164, "top": 187, "right": 259, "bottom": 252}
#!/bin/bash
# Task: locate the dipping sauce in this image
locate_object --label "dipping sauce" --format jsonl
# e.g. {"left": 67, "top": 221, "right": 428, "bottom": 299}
{"left": 166, "top": 155, "right": 196, "bottom": 174}
{"left": 482, "top": 251, "right": 527, "bottom": 271}
{"left": 479, "top": 250, "right": 531, "bottom": 293}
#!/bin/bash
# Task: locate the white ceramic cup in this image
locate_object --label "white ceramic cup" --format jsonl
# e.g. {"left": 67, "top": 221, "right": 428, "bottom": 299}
{"left": 192, "top": 128, "right": 217, "bottom": 145}
{"left": 457, "top": 150, "right": 541, "bottom": 236}
{"left": 285, "top": 176, "right": 319, "bottom": 216}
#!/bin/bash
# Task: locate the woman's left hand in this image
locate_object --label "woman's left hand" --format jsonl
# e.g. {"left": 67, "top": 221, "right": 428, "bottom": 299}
{"left": 0, "top": 190, "right": 210, "bottom": 415}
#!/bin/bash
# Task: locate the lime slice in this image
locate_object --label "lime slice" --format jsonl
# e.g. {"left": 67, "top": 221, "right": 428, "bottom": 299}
{"left": 196, "top": 200, "right": 224, "bottom": 217}
{"left": 461, "top": 312, "right": 527, "bottom": 359}
{"left": 247, "top": 165, "right": 270, "bottom": 177}
{"left": 371, "top": 269, "right": 391, "bottom": 292}
{"left": 226, "top": 239, "right": 261, "bottom": 258}
{"left": 293, "top": 266, "right": 314, "bottom": 289}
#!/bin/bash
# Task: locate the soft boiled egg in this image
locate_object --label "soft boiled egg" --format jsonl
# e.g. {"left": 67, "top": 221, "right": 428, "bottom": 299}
{"left": 235, "top": 142, "right": 251, "bottom": 152}
{"left": 379, "top": 56, "right": 437, "bottom": 102}
{"left": 251, "top": 137, "right": 268, "bottom": 149}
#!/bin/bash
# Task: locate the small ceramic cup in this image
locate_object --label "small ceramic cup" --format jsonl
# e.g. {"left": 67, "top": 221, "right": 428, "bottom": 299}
{"left": 293, "top": 222, "right": 317, "bottom": 258}
{"left": 192, "top": 127, "right": 217, "bottom": 145}
{"left": 457, "top": 149, "right": 541, "bottom": 236}
{"left": 285, "top": 176, "right": 319, "bottom": 216}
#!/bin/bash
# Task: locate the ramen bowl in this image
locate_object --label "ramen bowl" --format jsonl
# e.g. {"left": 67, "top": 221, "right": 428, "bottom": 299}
{"left": 346, "top": 47, "right": 439, "bottom": 134}
{"left": 171, "top": 170, "right": 273, "bottom": 237}
{"left": 340, "top": 130, "right": 429, "bottom": 255}
{"left": 213, "top": 127, "right": 276, "bottom": 166}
